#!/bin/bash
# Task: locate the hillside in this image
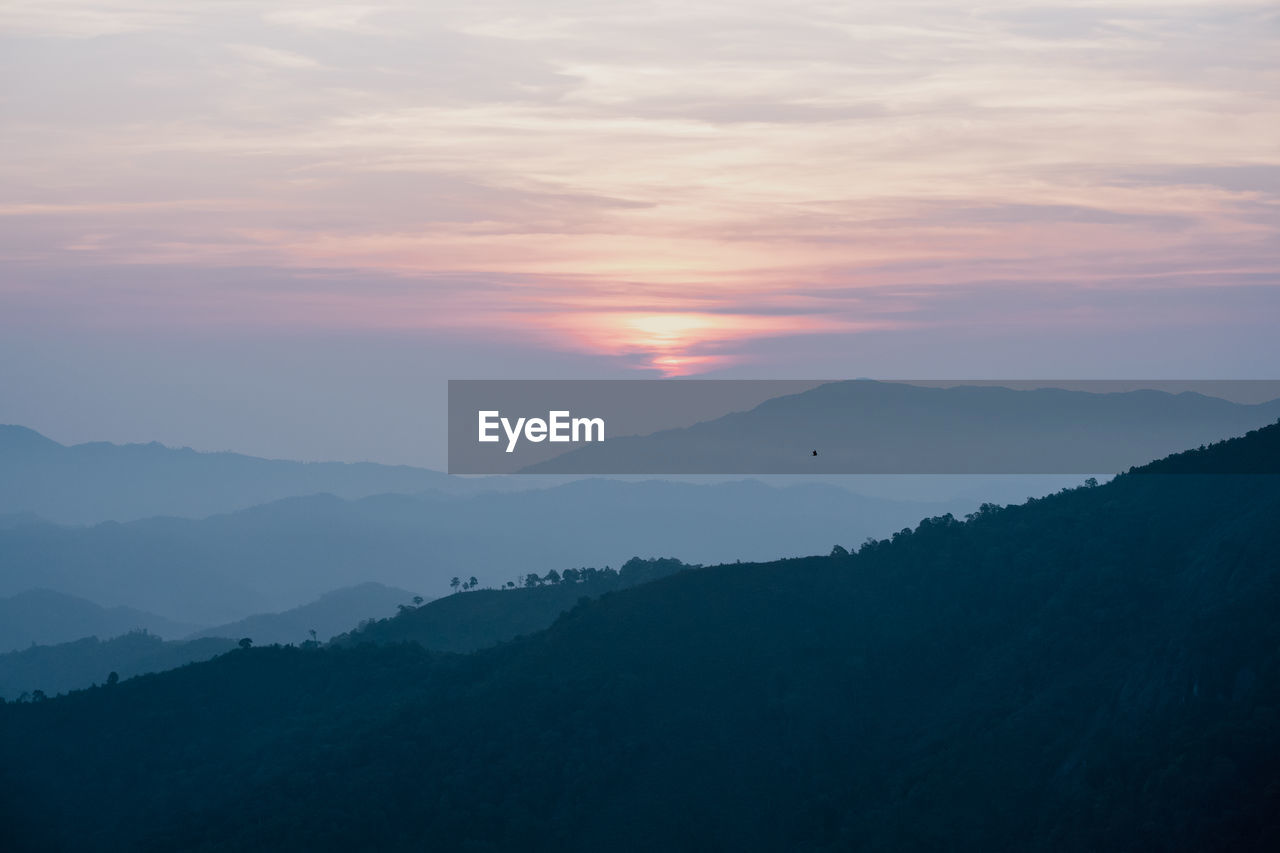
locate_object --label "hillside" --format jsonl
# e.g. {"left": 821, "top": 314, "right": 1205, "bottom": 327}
{"left": 334, "top": 557, "right": 692, "bottom": 652}
{"left": 2, "top": 424, "right": 1279, "bottom": 851}
{"left": 190, "top": 582, "right": 419, "bottom": 646}
{"left": 0, "top": 589, "right": 200, "bottom": 653}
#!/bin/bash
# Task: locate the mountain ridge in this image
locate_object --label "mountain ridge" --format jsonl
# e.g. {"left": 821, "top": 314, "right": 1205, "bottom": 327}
{"left": 0, "top": 589, "right": 200, "bottom": 653}
{"left": 188, "top": 582, "right": 419, "bottom": 645}
{"left": 3, "top": 422, "right": 1278, "bottom": 850}
{"left": 0, "top": 424, "right": 493, "bottom": 525}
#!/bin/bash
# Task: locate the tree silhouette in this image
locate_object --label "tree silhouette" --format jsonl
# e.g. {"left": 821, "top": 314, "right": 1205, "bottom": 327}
{"left": 450, "top": 577, "right": 461, "bottom": 593}
{"left": 238, "top": 638, "right": 253, "bottom": 650}
{"left": 412, "top": 596, "right": 424, "bottom": 607}
{"left": 468, "top": 576, "right": 478, "bottom": 590}
{"left": 106, "top": 671, "right": 119, "bottom": 687}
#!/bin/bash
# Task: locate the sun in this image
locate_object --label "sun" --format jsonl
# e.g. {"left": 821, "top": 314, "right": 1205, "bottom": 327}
{"left": 542, "top": 310, "right": 851, "bottom": 376}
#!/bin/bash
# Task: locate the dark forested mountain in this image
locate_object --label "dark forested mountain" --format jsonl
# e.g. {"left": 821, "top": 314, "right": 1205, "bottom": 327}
{"left": 189, "top": 582, "right": 419, "bottom": 646}
{"left": 334, "top": 557, "right": 692, "bottom": 652}
{"left": 0, "top": 632, "right": 236, "bottom": 701}
{"left": 0, "top": 589, "right": 199, "bottom": 653}
{"left": 2, "top": 423, "right": 1278, "bottom": 852}
{"left": 0, "top": 424, "right": 481, "bottom": 525}
{"left": 0, "top": 480, "right": 956, "bottom": 624}
{"left": 525, "top": 380, "right": 1280, "bottom": 473}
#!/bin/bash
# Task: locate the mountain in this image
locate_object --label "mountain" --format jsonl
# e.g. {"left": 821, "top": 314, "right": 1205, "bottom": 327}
{"left": 0, "top": 424, "right": 493, "bottom": 525}
{"left": 190, "top": 582, "right": 420, "bottom": 646}
{"left": 0, "top": 480, "right": 958, "bottom": 624}
{"left": 0, "top": 584, "right": 417, "bottom": 699}
{"left": 0, "top": 632, "right": 236, "bottom": 702}
{"left": 0, "top": 589, "right": 200, "bottom": 653}
{"left": 333, "top": 557, "right": 692, "bottom": 652}
{"left": 0, "top": 567, "right": 687, "bottom": 702}
{"left": 523, "top": 381, "right": 1280, "bottom": 473}
{"left": 0, "top": 512, "right": 44, "bottom": 529}
{"left": 3, "top": 424, "right": 1278, "bottom": 851}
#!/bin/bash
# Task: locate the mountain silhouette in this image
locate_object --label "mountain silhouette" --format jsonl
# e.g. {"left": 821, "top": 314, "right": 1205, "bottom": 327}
{"left": 0, "top": 632, "right": 237, "bottom": 702}
{"left": 0, "top": 583, "right": 418, "bottom": 699}
{"left": 188, "top": 582, "right": 419, "bottom": 646}
{"left": 3, "top": 423, "right": 1278, "bottom": 850}
{"left": 333, "top": 557, "right": 692, "bottom": 652}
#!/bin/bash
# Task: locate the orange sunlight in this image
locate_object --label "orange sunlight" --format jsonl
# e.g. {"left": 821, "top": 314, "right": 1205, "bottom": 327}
{"left": 549, "top": 311, "right": 851, "bottom": 375}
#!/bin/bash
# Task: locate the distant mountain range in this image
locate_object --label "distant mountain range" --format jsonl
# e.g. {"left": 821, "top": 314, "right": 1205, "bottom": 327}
{"left": 0, "top": 425, "right": 496, "bottom": 525}
{"left": 0, "top": 589, "right": 198, "bottom": 653}
{"left": 524, "top": 381, "right": 1280, "bottom": 473}
{"left": 0, "top": 480, "right": 958, "bottom": 624}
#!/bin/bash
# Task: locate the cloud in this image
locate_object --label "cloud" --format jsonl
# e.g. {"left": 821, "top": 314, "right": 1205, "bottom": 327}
{"left": 0, "top": 0, "right": 1277, "bottom": 372}
{"left": 228, "top": 44, "right": 321, "bottom": 69}
{"left": 1110, "top": 165, "right": 1280, "bottom": 196}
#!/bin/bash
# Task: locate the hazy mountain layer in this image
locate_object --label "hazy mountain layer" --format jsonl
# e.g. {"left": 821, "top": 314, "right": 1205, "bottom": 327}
{"left": 0, "top": 480, "right": 959, "bottom": 624}
{"left": 0, "top": 424, "right": 482, "bottom": 525}
{"left": 0, "top": 633, "right": 236, "bottom": 702}
{"left": 189, "top": 582, "right": 419, "bottom": 646}
{"left": 0, "top": 589, "right": 199, "bottom": 653}
{"left": 0, "top": 584, "right": 418, "bottom": 699}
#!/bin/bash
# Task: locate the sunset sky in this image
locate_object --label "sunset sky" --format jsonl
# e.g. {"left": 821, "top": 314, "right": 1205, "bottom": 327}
{"left": 2, "top": 0, "right": 1278, "bottom": 464}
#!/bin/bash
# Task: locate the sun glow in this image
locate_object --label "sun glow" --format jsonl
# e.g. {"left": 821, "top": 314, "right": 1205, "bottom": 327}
{"left": 542, "top": 311, "right": 851, "bottom": 375}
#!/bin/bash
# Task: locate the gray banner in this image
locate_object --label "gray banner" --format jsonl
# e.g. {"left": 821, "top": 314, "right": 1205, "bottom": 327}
{"left": 448, "top": 380, "right": 1280, "bottom": 474}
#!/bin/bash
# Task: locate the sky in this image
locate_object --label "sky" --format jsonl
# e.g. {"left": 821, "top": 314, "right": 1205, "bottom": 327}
{"left": 1, "top": 0, "right": 1278, "bottom": 466}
